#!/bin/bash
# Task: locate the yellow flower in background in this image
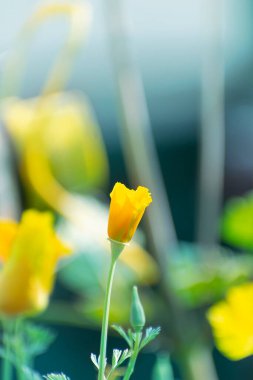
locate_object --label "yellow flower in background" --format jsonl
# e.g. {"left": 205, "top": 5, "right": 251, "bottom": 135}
{"left": 2, "top": 92, "right": 109, "bottom": 206}
{"left": 108, "top": 182, "right": 152, "bottom": 243}
{"left": 207, "top": 283, "right": 253, "bottom": 360}
{"left": 0, "top": 210, "right": 71, "bottom": 316}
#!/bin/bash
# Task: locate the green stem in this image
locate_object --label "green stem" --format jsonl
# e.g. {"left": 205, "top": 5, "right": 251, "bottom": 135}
{"left": 123, "top": 332, "right": 141, "bottom": 380}
{"left": 98, "top": 256, "right": 117, "bottom": 380}
{"left": 14, "top": 318, "right": 25, "bottom": 380}
{"left": 2, "top": 319, "right": 13, "bottom": 380}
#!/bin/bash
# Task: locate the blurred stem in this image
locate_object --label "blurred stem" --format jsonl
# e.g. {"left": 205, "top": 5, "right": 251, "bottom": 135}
{"left": 103, "top": 1, "right": 218, "bottom": 380}
{"left": 103, "top": 0, "right": 177, "bottom": 258}
{"left": 123, "top": 332, "right": 141, "bottom": 380}
{"left": 1, "top": 2, "right": 90, "bottom": 99}
{"left": 98, "top": 242, "right": 124, "bottom": 380}
{"left": 180, "top": 344, "right": 219, "bottom": 380}
{"left": 0, "top": 125, "right": 21, "bottom": 218}
{"left": 2, "top": 319, "right": 13, "bottom": 380}
{"left": 14, "top": 318, "right": 25, "bottom": 380}
{"left": 197, "top": 0, "right": 225, "bottom": 245}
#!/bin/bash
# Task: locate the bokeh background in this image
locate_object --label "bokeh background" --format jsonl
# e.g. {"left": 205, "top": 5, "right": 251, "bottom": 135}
{"left": 1, "top": 0, "right": 253, "bottom": 379}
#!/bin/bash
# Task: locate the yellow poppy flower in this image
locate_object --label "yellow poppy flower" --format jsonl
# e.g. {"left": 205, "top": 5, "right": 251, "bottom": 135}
{"left": 207, "top": 282, "right": 253, "bottom": 360}
{"left": 0, "top": 210, "right": 71, "bottom": 316}
{"left": 108, "top": 182, "right": 152, "bottom": 243}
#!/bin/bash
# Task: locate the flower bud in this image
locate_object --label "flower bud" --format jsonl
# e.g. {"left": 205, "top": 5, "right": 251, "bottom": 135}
{"left": 108, "top": 182, "right": 152, "bottom": 243}
{"left": 130, "top": 286, "right": 146, "bottom": 332}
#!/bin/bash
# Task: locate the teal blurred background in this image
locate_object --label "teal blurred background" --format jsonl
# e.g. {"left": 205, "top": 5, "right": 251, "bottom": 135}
{"left": 1, "top": 1, "right": 253, "bottom": 379}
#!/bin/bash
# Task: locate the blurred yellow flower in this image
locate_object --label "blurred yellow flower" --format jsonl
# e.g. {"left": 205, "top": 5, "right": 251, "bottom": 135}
{"left": 207, "top": 282, "right": 253, "bottom": 360}
{"left": 0, "top": 210, "right": 71, "bottom": 316}
{"left": 3, "top": 92, "right": 109, "bottom": 207}
{"left": 108, "top": 182, "right": 152, "bottom": 243}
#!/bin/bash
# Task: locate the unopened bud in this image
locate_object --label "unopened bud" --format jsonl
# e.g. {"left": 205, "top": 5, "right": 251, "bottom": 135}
{"left": 130, "top": 286, "right": 146, "bottom": 332}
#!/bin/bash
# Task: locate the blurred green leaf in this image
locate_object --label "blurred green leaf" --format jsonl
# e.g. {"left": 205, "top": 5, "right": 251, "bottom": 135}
{"left": 44, "top": 374, "right": 70, "bottom": 380}
{"left": 170, "top": 244, "right": 253, "bottom": 307}
{"left": 221, "top": 192, "right": 253, "bottom": 250}
{"left": 23, "top": 367, "right": 43, "bottom": 380}
{"left": 23, "top": 322, "right": 56, "bottom": 357}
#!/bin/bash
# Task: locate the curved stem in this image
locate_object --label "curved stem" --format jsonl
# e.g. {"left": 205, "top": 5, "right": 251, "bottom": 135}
{"left": 1, "top": 2, "right": 90, "bottom": 99}
{"left": 98, "top": 256, "right": 117, "bottom": 380}
{"left": 123, "top": 332, "right": 141, "bottom": 380}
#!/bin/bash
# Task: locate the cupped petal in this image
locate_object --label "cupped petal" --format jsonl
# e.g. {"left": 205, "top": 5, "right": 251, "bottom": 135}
{"left": 108, "top": 183, "right": 152, "bottom": 243}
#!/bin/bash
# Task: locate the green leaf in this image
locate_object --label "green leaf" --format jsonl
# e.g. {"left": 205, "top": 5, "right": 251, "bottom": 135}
{"left": 221, "top": 193, "right": 253, "bottom": 250}
{"left": 112, "top": 349, "right": 131, "bottom": 368}
{"left": 112, "top": 349, "right": 122, "bottom": 368}
{"left": 23, "top": 367, "right": 43, "bottom": 380}
{"left": 24, "top": 322, "right": 56, "bottom": 357}
{"left": 44, "top": 374, "right": 70, "bottom": 380}
{"left": 112, "top": 325, "right": 132, "bottom": 348}
{"left": 107, "top": 349, "right": 131, "bottom": 380}
{"left": 117, "top": 349, "right": 131, "bottom": 366}
{"left": 0, "top": 345, "right": 16, "bottom": 364}
{"left": 140, "top": 327, "right": 161, "bottom": 350}
{"left": 170, "top": 243, "right": 253, "bottom": 307}
{"left": 127, "top": 329, "right": 135, "bottom": 349}
{"left": 90, "top": 353, "right": 99, "bottom": 370}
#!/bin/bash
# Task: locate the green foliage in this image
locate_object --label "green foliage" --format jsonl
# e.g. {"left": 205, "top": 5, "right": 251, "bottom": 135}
{"left": 152, "top": 354, "right": 175, "bottom": 380}
{"left": 91, "top": 349, "right": 131, "bottom": 378}
{"left": 23, "top": 322, "right": 56, "bottom": 357}
{"left": 140, "top": 327, "right": 161, "bottom": 350}
{"left": 112, "top": 324, "right": 161, "bottom": 352}
{"left": 23, "top": 367, "right": 43, "bottom": 380}
{"left": 0, "top": 319, "right": 56, "bottom": 380}
{"left": 221, "top": 192, "right": 253, "bottom": 250}
{"left": 170, "top": 244, "right": 253, "bottom": 307}
{"left": 44, "top": 374, "right": 70, "bottom": 380}
{"left": 112, "top": 325, "right": 133, "bottom": 348}
{"left": 111, "top": 349, "right": 131, "bottom": 369}
{"left": 92, "top": 297, "right": 160, "bottom": 380}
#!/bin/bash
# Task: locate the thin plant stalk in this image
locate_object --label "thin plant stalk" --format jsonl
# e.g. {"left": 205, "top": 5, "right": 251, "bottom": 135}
{"left": 123, "top": 332, "right": 142, "bottom": 380}
{"left": 98, "top": 241, "right": 125, "bottom": 380}
{"left": 2, "top": 319, "right": 13, "bottom": 380}
{"left": 98, "top": 256, "right": 117, "bottom": 380}
{"left": 14, "top": 318, "right": 25, "bottom": 380}
{"left": 103, "top": 0, "right": 177, "bottom": 257}
{"left": 197, "top": 0, "right": 225, "bottom": 245}
{"left": 103, "top": 1, "right": 219, "bottom": 379}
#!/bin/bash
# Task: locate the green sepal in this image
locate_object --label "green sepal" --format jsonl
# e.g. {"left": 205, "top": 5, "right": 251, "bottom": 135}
{"left": 109, "top": 239, "right": 126, "bottom": 260}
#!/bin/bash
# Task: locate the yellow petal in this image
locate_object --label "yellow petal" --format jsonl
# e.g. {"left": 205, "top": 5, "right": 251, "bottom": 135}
{"left": 207, "top": 283, "right": 253, "bottom": 360}
{"left": 108, "top": 182, "right": 152, "bottom": 243}
{"left": 0, "top": 221, "right": 18, "bottom": 262}
{"left": 0, "top": 209, "right": 72, "bottom": 316}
